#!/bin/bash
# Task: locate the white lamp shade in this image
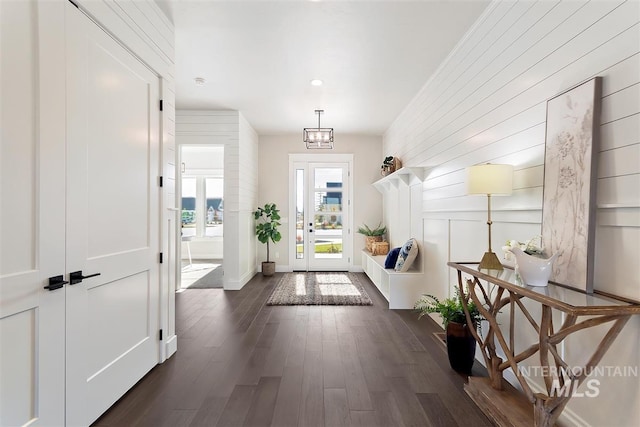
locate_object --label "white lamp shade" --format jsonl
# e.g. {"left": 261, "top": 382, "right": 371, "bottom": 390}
{"left": 466, "top": 164, "right": 513, "bottom": 195}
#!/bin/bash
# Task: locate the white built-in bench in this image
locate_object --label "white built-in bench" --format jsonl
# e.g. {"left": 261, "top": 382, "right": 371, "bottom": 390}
{"left": 361, "top": 250, "right": 425, "bottom": 309}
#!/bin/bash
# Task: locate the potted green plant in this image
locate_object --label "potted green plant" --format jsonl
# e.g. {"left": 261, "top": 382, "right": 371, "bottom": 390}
{"left": 414, "top": 289, "right": 482, "bottom": 375}
{"left": 380, "top": 156, "right": 401, "bottom": 176}
{"left": 253, "top": 203, "right": 281, "bottom": 276}
{"left": 356, "top": 222, "right": 387, "bottom": 252}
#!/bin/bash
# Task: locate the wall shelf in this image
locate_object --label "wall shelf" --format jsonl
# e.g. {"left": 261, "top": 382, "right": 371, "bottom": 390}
{"left": 372, "top": 167, "right": 426, "bottom": 192}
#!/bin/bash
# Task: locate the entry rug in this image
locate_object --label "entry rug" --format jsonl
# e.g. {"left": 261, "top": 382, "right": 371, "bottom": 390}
{"left": 266, "top": 272, "right": 373, "bottom": 306}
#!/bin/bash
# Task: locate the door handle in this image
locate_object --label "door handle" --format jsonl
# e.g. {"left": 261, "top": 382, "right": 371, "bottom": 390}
{"left": 45, "top": 275, "right": 69, "bottom": 291}
{"left": 69, "top": 270, "right": 101, "bottom": 285}
{"left": 309, "top": 229, "right": 313, "bottom": 233}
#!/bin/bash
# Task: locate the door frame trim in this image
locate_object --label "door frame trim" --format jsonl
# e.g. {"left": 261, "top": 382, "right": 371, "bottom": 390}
{"left": 288, "top": 154, "right": 354, "bottom": 272}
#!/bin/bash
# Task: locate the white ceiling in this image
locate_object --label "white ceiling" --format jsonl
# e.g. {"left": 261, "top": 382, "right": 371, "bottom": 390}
{"left": 160, "top": 0, "right": 490, "bottom": 136}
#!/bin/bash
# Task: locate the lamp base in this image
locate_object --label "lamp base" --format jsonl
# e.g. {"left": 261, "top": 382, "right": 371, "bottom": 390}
{"left": 478, "top": 251, "right": 504, "bottom": 271}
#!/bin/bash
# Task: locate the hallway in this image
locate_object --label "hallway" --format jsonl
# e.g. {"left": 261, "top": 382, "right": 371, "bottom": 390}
{"left": 93, "top": 273, "right": 491, "bottom": 426}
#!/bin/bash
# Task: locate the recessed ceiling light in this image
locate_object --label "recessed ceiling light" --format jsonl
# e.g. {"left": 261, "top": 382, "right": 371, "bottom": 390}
{"left": 194, "top": 77, "right": 206, "bottom": 86}
{"left": 310, "top": 79, "right": 323, "bottom": 86}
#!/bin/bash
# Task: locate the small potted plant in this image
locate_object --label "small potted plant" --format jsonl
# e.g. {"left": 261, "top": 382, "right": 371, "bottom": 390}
{"left": 381, "top": 156, "right": 402, "bottom": 176}
{"left": 356, "top": 222, "right": 387, "bottom": 252}
{"left": 414, "top": 289, "right": 482, "bottom": 375}
{"left": 253, "top": 203, "right": 281, "bottom": 276}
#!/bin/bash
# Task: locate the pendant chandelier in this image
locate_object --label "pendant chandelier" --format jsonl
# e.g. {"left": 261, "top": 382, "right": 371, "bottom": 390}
{"left": 303, "top": 109, "right": 334, "bottom": 149}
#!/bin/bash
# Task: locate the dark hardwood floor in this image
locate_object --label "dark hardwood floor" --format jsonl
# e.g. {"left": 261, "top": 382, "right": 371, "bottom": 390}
{"left": 93, "top": 273, "right": 492, "bottom": 427}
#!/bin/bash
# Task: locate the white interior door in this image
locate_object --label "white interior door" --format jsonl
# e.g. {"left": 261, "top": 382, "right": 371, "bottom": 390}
{"left": 292, "top": 160, "right": 351, "bottom": 271}
{"left": 65, "top": 4, "right": 160, "bottom": 425}
{"left": 0, "top": 2, "right": 66, "bottom": 425}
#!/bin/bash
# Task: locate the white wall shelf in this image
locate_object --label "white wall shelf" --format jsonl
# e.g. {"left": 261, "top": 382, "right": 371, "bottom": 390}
{"left": 372, "top": 167, "right": 426, "bottom": 193}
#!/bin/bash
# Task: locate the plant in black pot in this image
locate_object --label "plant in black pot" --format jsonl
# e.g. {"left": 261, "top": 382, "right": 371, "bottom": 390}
{"left": 414, "top": 289, "right": 482, "bottom": 375}
{"left": 253, "top": 203, "right": 281, "bottom": 276}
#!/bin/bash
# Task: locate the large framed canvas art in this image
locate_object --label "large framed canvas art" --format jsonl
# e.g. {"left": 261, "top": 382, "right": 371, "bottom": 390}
{"left": 541, "top": 77, "right": 602, "bottom": 293}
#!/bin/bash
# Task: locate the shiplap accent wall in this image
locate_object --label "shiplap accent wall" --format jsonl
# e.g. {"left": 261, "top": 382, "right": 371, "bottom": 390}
{"left": 383, "top": 1, "right": 639, "bottom": 425}
{"left": 176, "top": 110, "right": 259, "bottom": 290}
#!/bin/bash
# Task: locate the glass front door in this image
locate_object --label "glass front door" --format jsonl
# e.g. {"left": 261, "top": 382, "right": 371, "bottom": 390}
{"left": 293, "top": 161, "right": 351, "bottom": 271}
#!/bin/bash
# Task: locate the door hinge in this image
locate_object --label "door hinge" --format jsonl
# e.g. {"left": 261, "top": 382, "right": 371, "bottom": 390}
{"left": 159, "top": 176, "right": 163, "bottom": 187}
{"left": 159, "top": 329, "right": 163, "bottom": 341}
{"left": 68, "top": 0, "right": 79, "bottom": 8}
{"left": 159, "top": 99, "right": 163, "bottom": 111}
{"left": 159, "top": 252, "right": 163, "bottom": 263}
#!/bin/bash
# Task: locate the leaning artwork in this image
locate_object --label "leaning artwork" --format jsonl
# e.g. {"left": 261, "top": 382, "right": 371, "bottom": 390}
{"left": 541, "top": 77, "right": 602, "bottom": 293}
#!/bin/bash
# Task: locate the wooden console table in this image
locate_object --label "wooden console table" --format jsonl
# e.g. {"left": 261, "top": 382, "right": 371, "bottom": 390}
{"left": 448, "top": 262, "right": 640, "bottom": 427}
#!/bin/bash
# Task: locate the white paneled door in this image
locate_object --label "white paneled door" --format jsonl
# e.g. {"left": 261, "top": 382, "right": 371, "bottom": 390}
{"left": 292, "top": 158, "right": 352, "bottom": 271}
{"left": 65, "top": 4, "right": 161, "bottom": 426}
{"left": 0, "top": 2, "right": 66, "bottom": 425}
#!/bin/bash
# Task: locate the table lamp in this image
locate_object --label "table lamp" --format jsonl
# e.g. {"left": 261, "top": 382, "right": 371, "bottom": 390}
{"left": 466, "top": 163, "right": 513, "bottom": 271}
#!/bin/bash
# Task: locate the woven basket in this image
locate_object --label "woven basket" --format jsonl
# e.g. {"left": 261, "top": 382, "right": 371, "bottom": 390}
{"left": 371, "top": 241, "right": 389, "bottom": 256}
{"left": 365, "top": 236, "right": 383, "bottom": 252}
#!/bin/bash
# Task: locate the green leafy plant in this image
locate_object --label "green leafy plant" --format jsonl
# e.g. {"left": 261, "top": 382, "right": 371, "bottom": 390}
{"left": 356, "top": 222, "right": 387, "bottom": 236}
{"left": 253, "top": 203, "right": 281, "bottom": 263}
{"left": 414, "top": 289, "right": 482, "bottom": 330}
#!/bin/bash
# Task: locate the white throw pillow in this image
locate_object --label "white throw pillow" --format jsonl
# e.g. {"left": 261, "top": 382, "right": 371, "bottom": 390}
{"left": 395, "top": 238, "right": 419, "bottom": 272}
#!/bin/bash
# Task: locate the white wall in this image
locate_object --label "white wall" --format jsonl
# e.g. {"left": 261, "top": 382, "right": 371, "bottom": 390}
{"left": 176, "top": 110, "right": 259, "bottom": 290}
{"left": 238, "top": 113, "right": 259, "bottom": 285}
{"left": 257, "top": 134, "right": 383, "bottom": 270}
{"left": 384, "top": 1, "right": 639, "bottom": 425}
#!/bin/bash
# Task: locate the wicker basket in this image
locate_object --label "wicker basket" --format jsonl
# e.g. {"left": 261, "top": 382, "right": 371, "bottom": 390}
{"left": 392, "top": 157, "right": 402, "bottom": 171}
{"left": 365, "top": 236, "right": 383, "bottom": 252}
{"left": 371, "top": 241, "right": 389, "bottom": 256}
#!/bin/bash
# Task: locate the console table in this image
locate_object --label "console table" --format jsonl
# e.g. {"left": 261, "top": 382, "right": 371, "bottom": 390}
{"left": 448, "top": 262, "right": 640, "bottom": 427}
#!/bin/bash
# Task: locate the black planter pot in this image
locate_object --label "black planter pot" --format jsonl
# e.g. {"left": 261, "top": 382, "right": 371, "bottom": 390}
{"left": 445, "top": 321, "right": 477, "bottom": 375}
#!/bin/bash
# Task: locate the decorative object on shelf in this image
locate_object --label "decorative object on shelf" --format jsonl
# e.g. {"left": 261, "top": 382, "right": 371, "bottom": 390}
{"left": 371, "top": 241, "right": 389, "bottom": 256}
{"left": 303, "top": 109, "right": 334, "bottom": 149}
{"left": 253, "top": 203, "right": 282, "bottom": 276}
{"left": 395, "top": 238, "right": 419, "bottom": 272}
{"left": 466, "top": 163, "right": 513, "bottom": 271}
{"left": 501, "top": 235, "right": 544, "bottom": 262}
{"left": 414, "top": 289, "right": 482, "bottom": 375}
{"left": 509, "top": 247, "right": 558, "bottom": 287}
{"left": 380, "top": 156, "right": 401, "bottom": 176}
{"left": 356, "top": 222, "right": 387, "bottom": 252}
{"left": 542, "top": 77, "right": 601, "bottom": 293}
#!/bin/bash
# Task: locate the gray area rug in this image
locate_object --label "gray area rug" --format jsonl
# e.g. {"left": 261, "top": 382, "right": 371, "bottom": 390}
{"left": 188, "top": 264, "right": 224, "bottom": 288}
{"left": 266, "top": 272, "right": 372, "bottom": 306}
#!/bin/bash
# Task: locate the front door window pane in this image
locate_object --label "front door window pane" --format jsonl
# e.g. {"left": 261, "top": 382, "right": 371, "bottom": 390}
{"left": 296, "top": 169, "right": 304, "bottom": 259}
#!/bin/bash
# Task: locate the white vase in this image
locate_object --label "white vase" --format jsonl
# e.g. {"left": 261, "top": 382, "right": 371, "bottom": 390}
{"left": 509, "top": 247, "right": 558, "bottom": 287}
